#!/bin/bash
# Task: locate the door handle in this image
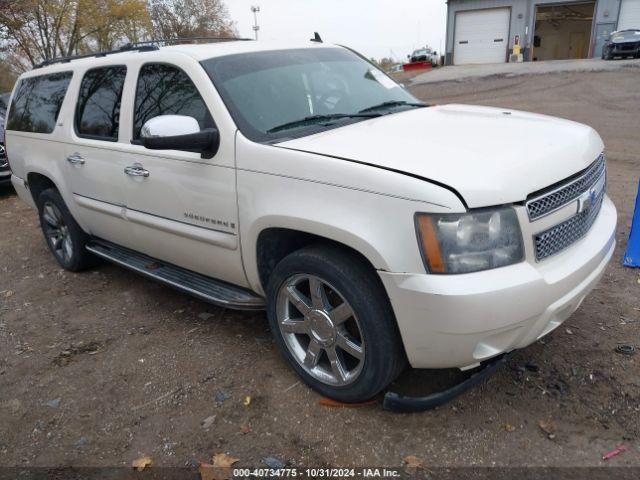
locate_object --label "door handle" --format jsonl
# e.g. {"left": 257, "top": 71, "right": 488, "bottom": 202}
{"left": 124, "top": 163, "right": 150, "bottom": 178}
{"left": 67, "top": 153, "right": 85, "bottom": 165}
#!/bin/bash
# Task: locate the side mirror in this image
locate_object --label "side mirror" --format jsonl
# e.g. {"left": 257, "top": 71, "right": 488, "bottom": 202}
{"left": 140, "top": 115, "right": 219, "bottom": 159}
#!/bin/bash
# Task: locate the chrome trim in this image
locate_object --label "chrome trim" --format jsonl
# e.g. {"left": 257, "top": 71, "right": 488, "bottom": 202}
{"left": 66, "top": 153, "right": 85, "bottom": 165}
{"left": 0, "top": 144, "right": 7, "bottom": 169}
{"left": 533, "top": 174, "right": 606, "bottom": 261}
{"left": 124, "top": 163, "right": 150, "bottom": 177}
{"left": 276, "top": 273, "right": 364, "bottom": 386}
{"left": 526, "top": 154, "right": 606, "bottom": 221}
{"left": 73, "top": 192, "right": 237, "bottom": 238}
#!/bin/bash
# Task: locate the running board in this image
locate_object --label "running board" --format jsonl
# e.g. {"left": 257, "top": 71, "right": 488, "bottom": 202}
{"left": 86, "top": 240, "right": 265, "bottom": 310}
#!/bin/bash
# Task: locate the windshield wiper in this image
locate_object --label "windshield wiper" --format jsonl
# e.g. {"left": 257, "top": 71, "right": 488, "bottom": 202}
{"left": 267, "top": 113, "right": 381, "bottom": 134}
{"left": 358, "top": 100, "right": 428, "bottom": 113}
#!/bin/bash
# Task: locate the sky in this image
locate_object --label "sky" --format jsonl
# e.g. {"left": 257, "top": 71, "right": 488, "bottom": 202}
{"left": 225, "top": 0, "right": 448, "bottom": 62}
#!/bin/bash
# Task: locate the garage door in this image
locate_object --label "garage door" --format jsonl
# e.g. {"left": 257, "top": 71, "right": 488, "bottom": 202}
{"left": 454, "top": 8, "right": 510, "bottom": 65}
{"left": 618, "top": 0, "right": 640, "bottom": 30}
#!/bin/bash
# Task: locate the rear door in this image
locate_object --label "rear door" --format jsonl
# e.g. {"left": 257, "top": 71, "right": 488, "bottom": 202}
{"left": 454, "top": 8, "right": 511, "bottom": 65}
{"left": 64, "top": 65, "right": 133, "bottom": 247}
{"left": 117, "top": 58, "right": 247, "bottom": 288}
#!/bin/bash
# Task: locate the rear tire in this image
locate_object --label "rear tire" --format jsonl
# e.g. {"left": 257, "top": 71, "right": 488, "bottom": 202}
{"left": 266, "top": 244, "right": 406, "bottom": 402}
{"left": 37, "top": 188, "right": 96, "bottom": 271}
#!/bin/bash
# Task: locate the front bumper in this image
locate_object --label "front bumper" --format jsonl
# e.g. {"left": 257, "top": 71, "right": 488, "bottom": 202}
{"left": 379, "top": 196, "right": 617, "bottom": 369}
{"left": 609, "top": 44, "right": 640, "bottom": 57}
{"left": 0, "top": 169, "right": 11, "bottom": 186}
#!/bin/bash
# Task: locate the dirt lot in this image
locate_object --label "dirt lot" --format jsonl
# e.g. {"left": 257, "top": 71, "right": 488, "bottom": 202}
{"left": 1, "top": 67, "right": 639, "bottom": 472}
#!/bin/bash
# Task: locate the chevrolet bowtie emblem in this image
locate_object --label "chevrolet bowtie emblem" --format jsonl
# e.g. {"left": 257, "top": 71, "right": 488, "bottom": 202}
{"left": 577, "top": 188, "right": 597, "bottom": 214}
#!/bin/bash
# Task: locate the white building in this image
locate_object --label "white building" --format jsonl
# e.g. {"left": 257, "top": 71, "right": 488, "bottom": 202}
{"left": 445, "top": 0, "right": 640, "bottom": 64}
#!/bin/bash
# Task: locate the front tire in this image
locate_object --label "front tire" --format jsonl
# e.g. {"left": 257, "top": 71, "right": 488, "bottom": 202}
{"left": 266, "top": 244, "right": 406, "bottom": 402}
{"left": 37, "top": 188, "right": 96, "bottom": 271}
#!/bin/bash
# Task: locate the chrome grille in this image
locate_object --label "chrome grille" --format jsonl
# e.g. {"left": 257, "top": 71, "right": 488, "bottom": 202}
{"left": 534, "top": 189, "right": 605, "bottom": 261}
{"left": 526, "top": 154, "right": 606, "bottom": 221}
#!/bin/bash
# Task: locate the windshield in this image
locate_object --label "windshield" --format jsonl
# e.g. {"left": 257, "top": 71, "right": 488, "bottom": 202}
{"left": 612, "top": 30, "right": 640, "bottom": 41}
{"left": 201, "top": 48, "right": 420, "bottom": 142}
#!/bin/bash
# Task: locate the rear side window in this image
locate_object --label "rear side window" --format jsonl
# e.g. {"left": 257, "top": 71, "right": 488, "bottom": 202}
{"left": 133, "top": 63, "right": 213, "bottom": 140}
{"left": 7, "top": 72, "right": 72, "bottom": 134}
{"left": 75, "top": 66, "right": 127, "bottom": 141}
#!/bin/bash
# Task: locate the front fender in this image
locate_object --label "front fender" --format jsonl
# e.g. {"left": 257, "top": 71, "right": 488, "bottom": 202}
{"left": 235, "top": 133, "right": 465, "bottom": 295}
{"left": 243, "top": 214, "right": 392, "bottom": 295}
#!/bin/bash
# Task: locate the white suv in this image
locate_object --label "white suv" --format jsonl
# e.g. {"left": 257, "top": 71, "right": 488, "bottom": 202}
{"left": 4, "top": 39, "right": 617, "bottom": 402}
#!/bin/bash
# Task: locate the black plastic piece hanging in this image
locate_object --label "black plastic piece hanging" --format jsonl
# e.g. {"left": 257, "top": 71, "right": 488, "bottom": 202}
{"left": 383, "top": 353, "right": 510, "bottom": 413}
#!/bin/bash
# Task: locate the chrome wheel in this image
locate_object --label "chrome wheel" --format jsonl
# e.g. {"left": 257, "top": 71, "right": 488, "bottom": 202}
{"left": 276, "top": 274, "right": 365, "bottom": 386}
{"left": 41, "top": 201, "right": 73, "bottom": 263}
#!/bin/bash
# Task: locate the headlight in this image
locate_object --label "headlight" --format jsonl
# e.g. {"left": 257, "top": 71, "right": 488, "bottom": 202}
{"left": 415, "top": 207, "right": 524, "bottom": 274}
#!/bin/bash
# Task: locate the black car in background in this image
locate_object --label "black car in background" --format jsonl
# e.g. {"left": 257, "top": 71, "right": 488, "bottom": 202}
{"left": 602, "top": 29, "right": 640, "bottom": 60}
{"left": 0, "top": 92, "right": 10, "bottom": 186}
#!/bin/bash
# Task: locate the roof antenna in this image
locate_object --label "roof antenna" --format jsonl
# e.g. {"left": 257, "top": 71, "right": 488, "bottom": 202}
{"left": 311, "top": 32, "right": 323, "bottom": 43}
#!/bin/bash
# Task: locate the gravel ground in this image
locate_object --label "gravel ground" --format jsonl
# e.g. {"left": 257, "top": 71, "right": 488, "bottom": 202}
{"left": 1, "top": 68, "right": 639, "bottom": 473}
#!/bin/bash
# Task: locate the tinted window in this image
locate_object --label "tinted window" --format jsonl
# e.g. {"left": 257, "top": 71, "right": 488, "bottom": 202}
{"left": 76, "top": 66, "right": 127, "bottom": 141}
{"left": 7, "top": 72, "right": 72, "bottom": 133}
{"left": 133, "top": 64, "right": 213, "bottom": 139}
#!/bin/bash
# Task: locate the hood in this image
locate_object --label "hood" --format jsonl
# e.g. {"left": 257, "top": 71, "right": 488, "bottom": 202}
{"left": 277, "top": 104, "right": 603, "bottom": 208}
{"left": 611, "top": 37, "right": 640, "bottom": 44}
{"left": 611, "top": 31, "right": 640, "bottom": 43}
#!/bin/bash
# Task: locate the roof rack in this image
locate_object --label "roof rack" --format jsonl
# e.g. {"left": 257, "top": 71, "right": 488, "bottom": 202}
{"left": 126, "top": 36, "right": 253, "bottom": 48}
{"left": 35, "top": 44, "right": 158, "bottom": 68}
{"left": 34, "top": 36, "right": 252, "bottom": 69}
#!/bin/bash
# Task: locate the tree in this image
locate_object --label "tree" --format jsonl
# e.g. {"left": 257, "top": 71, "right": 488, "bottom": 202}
{"left": 0, "top": 64, "right": 17, "bottom": 92}
{"left": 84, "top": 0, "right": 153, "bottom": 51}
{"left": 0, "top": 0, "right": 151, "bottom": 71}
{"left": 0, "top": 0, "right": 236, "bottom": 74}
{"left": 149, "top": 0, "right": 236, "bottom": 39}
{"left": 370, "top": 57, "right": 399, "bottom": 72}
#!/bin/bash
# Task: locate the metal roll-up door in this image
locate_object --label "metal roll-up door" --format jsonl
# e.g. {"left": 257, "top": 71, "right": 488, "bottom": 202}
{"left": 618, "top": 0, "right": 640, "bottom": 30}
{"left": 454, "top": 8, "right": 511, "bottom": 65}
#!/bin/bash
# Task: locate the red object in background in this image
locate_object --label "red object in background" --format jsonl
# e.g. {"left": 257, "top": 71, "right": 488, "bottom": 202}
{"left": 402, "top": 61, "right": 432, "bottom": 72}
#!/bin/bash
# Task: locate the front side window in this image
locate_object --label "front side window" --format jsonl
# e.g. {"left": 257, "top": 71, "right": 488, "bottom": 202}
{"left": 133, "top": 63, "right": 213, "bottom": 140}
{"left": 201, "top": 48, "right": 422, "bottom": 142}
{"left": 75, "top": 66, "right": 127, "bottom": 141}
{"left": 7, "top": 72, "right": 73, "bottom": 134}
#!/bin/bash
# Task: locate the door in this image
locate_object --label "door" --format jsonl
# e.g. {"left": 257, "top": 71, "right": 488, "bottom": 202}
{"left": 64, "top": 65, "right": 134, "bottom": 248}
{"left": 569, "top": 32, "right": 586, "bottom": 59}
{"left": 618, "top": 0, "right": 640, "bottom": 30}
{"left": 454, "top": 8, "right": 510, "bottom": 65}
{"left": 119, "top": 61, "right": 247, "bottom": 288}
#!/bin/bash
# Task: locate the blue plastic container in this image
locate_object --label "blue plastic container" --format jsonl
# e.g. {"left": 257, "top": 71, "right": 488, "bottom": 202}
{"left": 623, "top": 178, "right": 640, "bottom": 267}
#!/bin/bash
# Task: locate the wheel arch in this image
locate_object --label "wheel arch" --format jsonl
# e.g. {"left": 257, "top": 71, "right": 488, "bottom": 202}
{"left": 26, "top": 171, "right": 59, "bottom": 206}
{"left": 25, "top": 168, "right": 89, "bottom": 233}
{"left": 249, "top": 220, "right": 389, "bottom": 296}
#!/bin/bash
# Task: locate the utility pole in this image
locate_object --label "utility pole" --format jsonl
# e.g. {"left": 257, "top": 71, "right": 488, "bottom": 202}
{"left": 251, "top": 6, "right": 260, "bottom": 40}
